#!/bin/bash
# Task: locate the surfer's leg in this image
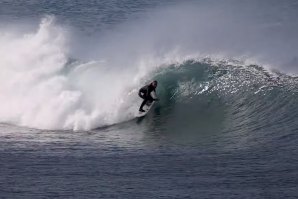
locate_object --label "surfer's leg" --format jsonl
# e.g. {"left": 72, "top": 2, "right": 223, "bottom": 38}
{"left": 147, "top": 95, "right": 154, "bottom": 103}
{"left": 139, "top": 99, "right": 148, "bottom": 112}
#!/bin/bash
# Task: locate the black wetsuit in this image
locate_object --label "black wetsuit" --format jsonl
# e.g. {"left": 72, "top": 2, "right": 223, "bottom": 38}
{"left": 138, "top": 84, "right": 156, "bottom": 111}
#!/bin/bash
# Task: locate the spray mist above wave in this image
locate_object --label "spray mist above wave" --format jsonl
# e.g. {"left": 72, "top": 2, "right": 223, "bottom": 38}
{"left": 73, "top": 0, "right": 298, "bottom": 75}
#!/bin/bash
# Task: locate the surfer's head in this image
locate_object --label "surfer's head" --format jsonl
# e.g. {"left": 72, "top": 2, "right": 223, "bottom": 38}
{"left": 151, "top": 80, "right": 158, "bottom": 88}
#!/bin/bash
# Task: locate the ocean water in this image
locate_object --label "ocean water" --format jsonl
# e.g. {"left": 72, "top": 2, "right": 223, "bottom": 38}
{"left": 0, "top": 0, "right": 298, "bottom": 198}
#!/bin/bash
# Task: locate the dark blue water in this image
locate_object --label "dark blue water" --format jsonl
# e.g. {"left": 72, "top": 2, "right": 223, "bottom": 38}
{"left": 1, "top": 0, "right": 298, "bottom": 198}
{"left": 1, "top": 122, "right": 297, "bottom": 198}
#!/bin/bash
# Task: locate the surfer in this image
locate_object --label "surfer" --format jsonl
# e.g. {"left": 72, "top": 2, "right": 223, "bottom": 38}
{"left": 138, "top": 80, "right": 159, "bottom": 112}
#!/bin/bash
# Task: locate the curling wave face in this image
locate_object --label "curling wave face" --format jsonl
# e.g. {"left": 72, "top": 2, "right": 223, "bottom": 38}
{"left": 151, "top": 60, "right": 298, "bottom": 145}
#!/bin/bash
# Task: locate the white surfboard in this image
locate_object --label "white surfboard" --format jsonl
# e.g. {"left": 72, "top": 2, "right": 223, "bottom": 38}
{"left": 137, "top": 101, "right": 155, "bottom": 117}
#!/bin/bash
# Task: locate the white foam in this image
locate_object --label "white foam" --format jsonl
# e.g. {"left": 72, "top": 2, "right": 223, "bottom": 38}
{"left": 0, "top": 17, "right": 182, "bottom": 130}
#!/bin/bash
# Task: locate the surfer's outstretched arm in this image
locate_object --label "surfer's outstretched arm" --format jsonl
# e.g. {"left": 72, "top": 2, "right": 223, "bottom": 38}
{"left": 151, "top": 91, "right": 159, "bottom": 101}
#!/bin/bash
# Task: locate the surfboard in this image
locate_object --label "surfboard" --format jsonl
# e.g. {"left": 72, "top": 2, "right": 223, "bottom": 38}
{"left": 136, "top": 101, "right": 155, "bottom": 117}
